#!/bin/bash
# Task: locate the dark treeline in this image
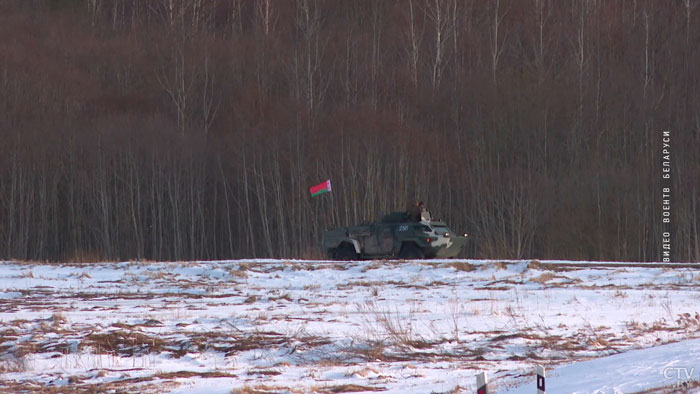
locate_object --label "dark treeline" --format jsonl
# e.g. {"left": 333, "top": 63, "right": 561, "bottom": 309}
{"left": 0, "top": 0, "right": 698, "bottom": 262}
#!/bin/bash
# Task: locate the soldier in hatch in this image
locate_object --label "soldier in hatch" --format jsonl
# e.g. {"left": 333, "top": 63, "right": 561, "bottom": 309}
{"left": 406, "top": 200, "right": 421, "bottom": 222}
{"left": 419, "top": 201, "right": 432, "bottom": 222}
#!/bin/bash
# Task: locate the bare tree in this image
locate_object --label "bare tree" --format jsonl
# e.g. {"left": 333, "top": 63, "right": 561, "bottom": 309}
{"left": 426, "top": 0, "right": 451, "bottom": 88}
{"left": 0, "top": 1, "right": 698, "bottom": 262}
{"left": 489, "top": 0, "right": 510, "bottom": 88}
{"left": 534, "top": 0, "right": 552, "bottom": 86}
{"left": 155, "top": 0, "right": 196, "bottom": 136}
{"left": 403, "top": 0, "right": 424, "bottom": 87}
{"left": 571, "top": 0, "right": 589, "bottom": 151}
{"left": 87, "top": 0, "right": 101, "bottom": 29}
{"left": 201, "top": 52, "right": 220, "bottom": 136}
{"left": 294, "top": 0, "right": 328, "bottom": 121}
{"left": 256, "top": 0, "right": 277, "bottom": 37}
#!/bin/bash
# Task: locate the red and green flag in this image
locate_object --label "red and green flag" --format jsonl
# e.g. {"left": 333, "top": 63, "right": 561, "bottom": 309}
{"left": 309, "top": 179, "right": 331, "bottom": 196}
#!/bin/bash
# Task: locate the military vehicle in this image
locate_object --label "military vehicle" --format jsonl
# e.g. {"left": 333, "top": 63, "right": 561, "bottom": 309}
{"left": 322, "top": 211, "right": 467, "bottom": 260}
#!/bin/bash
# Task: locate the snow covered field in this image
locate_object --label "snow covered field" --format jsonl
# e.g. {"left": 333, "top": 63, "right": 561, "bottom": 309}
{"left": 1, "top": 258, "right": 700, "bottom": 393}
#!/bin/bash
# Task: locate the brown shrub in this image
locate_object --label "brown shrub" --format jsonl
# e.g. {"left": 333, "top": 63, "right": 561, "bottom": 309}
{"left": 446, "top": 262, "right": 476, "bottom": 272}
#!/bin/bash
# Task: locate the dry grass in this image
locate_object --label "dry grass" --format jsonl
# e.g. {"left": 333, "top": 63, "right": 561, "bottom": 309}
{"left": 346, "top": 367, "right": 379, "bottom": 378}
{"left": 229, "top": 268, "right": 249, "bottom": 279}
{"left": 155, "top": 370, "right": 237, "bottom": 379}
{"left": 314, "top": 384, "right": 387, "bottom": 393}
{"left": 341, "top": 280, "right": 383, "bottom": 288}
{"left": 445, "top": 262, "right": 476, "bottom": 272}
{"left": 68, "top": 271, "right": 92, "bottom": 279}
{"left": 247, "top": 369, "right": 281, "bottom": 376}
{"left": 300, "top": 246, "right": 325, "bottom": 260}
{"left": 0, "top": 382, "right": 163, "bottom": 394}
{"left": 145, "top": 270, "right": 168, "bottom": 280}
{"left": 356, "top": 302, "right": 432, "bottom": 353}
{"left": 676, "top": 312, "right": 700, "bottom": 329}
{"left": 69, "top": 249, "right": 106, "bottom": 263}
{"left": 632, "top": 378, "right": 700, "bottom": 393}
{"left": 81, "top": 330, "right": 167, "bottom": 356}
{"left": 270, "top": 293, "right": 293, "bottom": 302}
{"left": 6, "top": 259, "right": 700, "bottom": 393}
{"left": 483, "top": 261, "right": 508, "bottom": 271}
{"left": 14, "top": 340, "right": 41, "bottom": 359}
{"left": 349, "top": 341, "right": 389, "bottom": 361}
{"left": 614, "top": 289, "right": 628, "bottom": 298}
{"left": 527, "top": 260, "right": 578, "bottom": 272}
{"left": 231, "top": 388, "right": 266, "bottom": 394}
{"left": 528, "top": 260, "right": 543, "bottom": 269}
{"left": 0, "top": 354, "right": 27, "bottom": 373}
{"left": 531, "top": 272, "right": 556, "bottom": 284}
{"left": 361, "top": 261, "right": 384, "bottom": 272}
{"left": 431, "top": 386, "right": 465, "bottom": 394}
{"left": 174, "top": 330, "right": 290, "bottom": 357}
{"left": 231, "top": 385, "right": 285, "bottom": 394}
{"left": 244, "top": 295, "right": 259, "bottom": 304}
{"left": 51, "top": 312, "right": 68, "bottom": 326}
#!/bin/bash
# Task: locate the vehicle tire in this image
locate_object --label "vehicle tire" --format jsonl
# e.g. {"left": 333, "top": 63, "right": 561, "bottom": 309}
{"left": 334, "top": 243, "right": 358, "bottom": 260}
{"left": 398, "top": 243, "right": 424, "bottom": 260}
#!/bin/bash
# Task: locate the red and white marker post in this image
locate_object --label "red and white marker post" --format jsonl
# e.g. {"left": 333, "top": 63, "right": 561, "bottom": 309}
{"left": 536, "top": 365, "right": 546, "bottom": 394}
{"left": 476, "top": 371, "right": 488, "bottom": 394}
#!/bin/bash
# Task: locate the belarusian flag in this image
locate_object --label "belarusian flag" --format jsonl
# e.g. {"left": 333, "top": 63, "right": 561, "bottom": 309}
{"left": 310, "top": 179, "right": 331, "bottom": 196}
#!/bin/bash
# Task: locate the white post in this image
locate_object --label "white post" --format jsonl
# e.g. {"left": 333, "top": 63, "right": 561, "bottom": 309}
{"left": 536, "top": 365, "right": 546, "bottom": 394}
{"left": 476, "top": 371, "right": 488, "bottom": 394}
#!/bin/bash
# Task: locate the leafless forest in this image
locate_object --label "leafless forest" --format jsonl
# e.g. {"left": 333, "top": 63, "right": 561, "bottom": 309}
{"left": 0, "top": 0, "right": 698, "bottom": 262}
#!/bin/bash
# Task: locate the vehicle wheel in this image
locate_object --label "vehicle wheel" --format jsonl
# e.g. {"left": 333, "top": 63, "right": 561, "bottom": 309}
{"left": 399, "top": 243, "right": 424, "bottom": 260}
{"left": 334, "top": 243, "right": 358, "bottom": 260}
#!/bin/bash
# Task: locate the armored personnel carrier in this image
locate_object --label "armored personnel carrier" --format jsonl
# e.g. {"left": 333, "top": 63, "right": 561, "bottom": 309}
{"left": 322, "top": 212, "right": 467, "bottom": 260}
